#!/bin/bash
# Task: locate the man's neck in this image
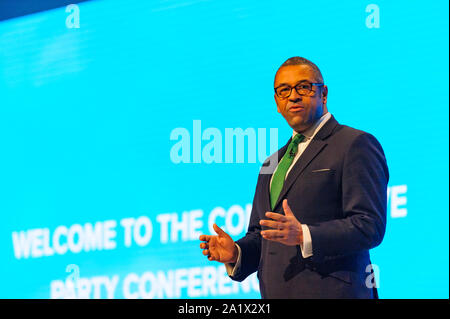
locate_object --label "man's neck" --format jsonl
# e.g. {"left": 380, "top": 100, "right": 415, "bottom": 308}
{"left": 293, "top": 112, "right": 330, "bottom": 138}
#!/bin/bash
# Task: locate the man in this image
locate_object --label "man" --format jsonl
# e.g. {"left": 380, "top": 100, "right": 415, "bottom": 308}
{"left": 199, "top": 57, "right": 389, "bottom": 298}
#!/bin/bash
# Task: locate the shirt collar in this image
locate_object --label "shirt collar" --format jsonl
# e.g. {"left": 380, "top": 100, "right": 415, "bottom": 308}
{"left": 292, "top": 112, "right": 332, "bottom": 140}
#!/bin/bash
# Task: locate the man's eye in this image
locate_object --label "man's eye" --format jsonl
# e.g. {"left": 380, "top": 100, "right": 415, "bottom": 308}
{"left": 279, "top": 87, "right": 290, "bottom": 93}
{"left": 297, "top": 84, "right": 310, "bottom": 90}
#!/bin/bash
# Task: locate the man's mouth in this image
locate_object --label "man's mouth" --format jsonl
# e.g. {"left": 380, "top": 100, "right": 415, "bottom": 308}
{"left": 289, "top": 105, "right": 304, "bottom": 112}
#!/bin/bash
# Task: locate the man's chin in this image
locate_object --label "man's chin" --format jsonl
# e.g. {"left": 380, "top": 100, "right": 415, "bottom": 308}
{"left": 288, "top": 118, "right": 308, "bottom": 132}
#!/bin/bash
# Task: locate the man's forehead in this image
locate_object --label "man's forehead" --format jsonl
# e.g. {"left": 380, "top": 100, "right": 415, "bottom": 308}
{"left": 274, "top": 65, "right": 316, "bottom": 86}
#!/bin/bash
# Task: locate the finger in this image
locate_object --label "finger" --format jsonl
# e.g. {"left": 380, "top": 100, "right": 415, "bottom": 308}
{"left": 259, "top": 219, "right": 284, "bottom": 230}
{"left": 283, "top": 199, "right": 294, "bottom": 216}
{"left": 200, "top": 242, "right": 209, "bottom": 249}
{"left": 265, "top": 212, "right": 287, "bottom": 222}
{"left": 261, "top": 230, "right": 284, "bottom": 239}
{"left": 202, "top": 249, "right": 209, "bottom": 256}
{"left": 213, "top": 223, "right": 226, "bottom": 237}
{"left": 199, "top": 235, "right": 211, "bottom": 242}
{"left": 208, "top": 251, "right": 218, "bottom": 261}
{"left": 261, "top": 232, "right": 284, "bottom": 243}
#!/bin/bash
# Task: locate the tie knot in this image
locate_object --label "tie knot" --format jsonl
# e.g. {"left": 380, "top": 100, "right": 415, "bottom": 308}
{"left": 292, "top": 133, "right": 305, "bottom": 145}
{"left": 286, "top": 134, "right": 304, "bottom": 158}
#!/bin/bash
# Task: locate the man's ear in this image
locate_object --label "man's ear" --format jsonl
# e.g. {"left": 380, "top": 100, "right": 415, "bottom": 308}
{"left": 322, "top": 85, "right": 328, "bottom": 104}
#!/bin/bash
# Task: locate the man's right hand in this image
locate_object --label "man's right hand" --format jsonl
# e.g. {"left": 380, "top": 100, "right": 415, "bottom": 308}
{"left": 199, "top": 223, "right": 238, "bottom": 264}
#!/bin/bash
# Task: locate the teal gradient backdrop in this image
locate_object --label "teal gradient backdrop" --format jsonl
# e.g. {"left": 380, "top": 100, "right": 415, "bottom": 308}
{"left": 0, "top": 0, "right": 448, "bottom": 298}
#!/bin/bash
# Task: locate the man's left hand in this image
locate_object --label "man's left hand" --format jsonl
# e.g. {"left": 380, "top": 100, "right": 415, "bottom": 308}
{"left": 259, "top": 199, "right": 303, "bottom": 246}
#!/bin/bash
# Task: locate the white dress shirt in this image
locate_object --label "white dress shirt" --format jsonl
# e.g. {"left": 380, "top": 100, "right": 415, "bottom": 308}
{"left": 226, "top": 112, "right": 332, "bottom": 277}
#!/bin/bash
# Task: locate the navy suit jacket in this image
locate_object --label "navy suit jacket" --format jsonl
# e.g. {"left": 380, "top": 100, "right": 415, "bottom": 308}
{"left": 230, "top": 115, "right": 389, "bottom": 298}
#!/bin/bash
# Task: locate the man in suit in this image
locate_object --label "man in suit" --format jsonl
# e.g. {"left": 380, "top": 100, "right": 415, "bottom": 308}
{"left": 199, "top": 56, "right": 389, "bottom": 298}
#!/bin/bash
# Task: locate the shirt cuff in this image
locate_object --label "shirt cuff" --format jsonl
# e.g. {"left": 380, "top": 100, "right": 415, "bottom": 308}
{"left": 225, "top": 243, "right": 242, "bottom": 277}
{"left": 300, "top": 224, "right": 313, "bottom": 258}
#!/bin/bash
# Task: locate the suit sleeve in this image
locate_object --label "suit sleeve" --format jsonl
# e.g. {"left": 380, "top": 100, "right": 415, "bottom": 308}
{"left": 228, "top": 171, "right": 265, "bottom": 282}
{"left": 308, "top": 133, "right": 389, "bottom": 263}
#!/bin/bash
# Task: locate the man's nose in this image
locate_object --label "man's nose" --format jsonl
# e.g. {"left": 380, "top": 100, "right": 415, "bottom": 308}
{"left": 289, "top": 88, "right": 302, "bottom": 102}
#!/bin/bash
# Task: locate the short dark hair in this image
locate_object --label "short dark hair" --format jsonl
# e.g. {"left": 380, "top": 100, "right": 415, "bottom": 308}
{"left": 278, "top": 56, "right": 324, "bottom": 83}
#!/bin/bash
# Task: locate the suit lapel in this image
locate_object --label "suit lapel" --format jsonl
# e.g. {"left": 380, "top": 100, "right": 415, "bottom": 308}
{"left": 272, "top": 139, "right": 327, "bottom": 210}
{"left": 271, "top": 115, "right": 340, "bottom": 211}
{"left": 261, "top": 137, "right": 291, "bottom": 212}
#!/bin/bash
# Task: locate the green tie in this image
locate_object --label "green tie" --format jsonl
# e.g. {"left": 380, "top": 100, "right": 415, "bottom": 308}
{"left": 270, "top": 133, "right": 305, "bottom": 210}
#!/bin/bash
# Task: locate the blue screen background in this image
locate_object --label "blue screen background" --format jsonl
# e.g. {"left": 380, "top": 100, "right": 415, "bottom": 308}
{"left": 0, "top": 0, "right": 448, "bottom": 298}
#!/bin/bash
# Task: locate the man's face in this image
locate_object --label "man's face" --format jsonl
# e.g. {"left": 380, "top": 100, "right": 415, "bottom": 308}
{"left": 274, "top": 64, "right": 328, "bottom": 132}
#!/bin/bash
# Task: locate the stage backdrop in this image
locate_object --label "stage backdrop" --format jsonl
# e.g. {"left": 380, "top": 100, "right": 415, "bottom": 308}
{"left": 0, "top": 0, "right": 448, "bottom": 299}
